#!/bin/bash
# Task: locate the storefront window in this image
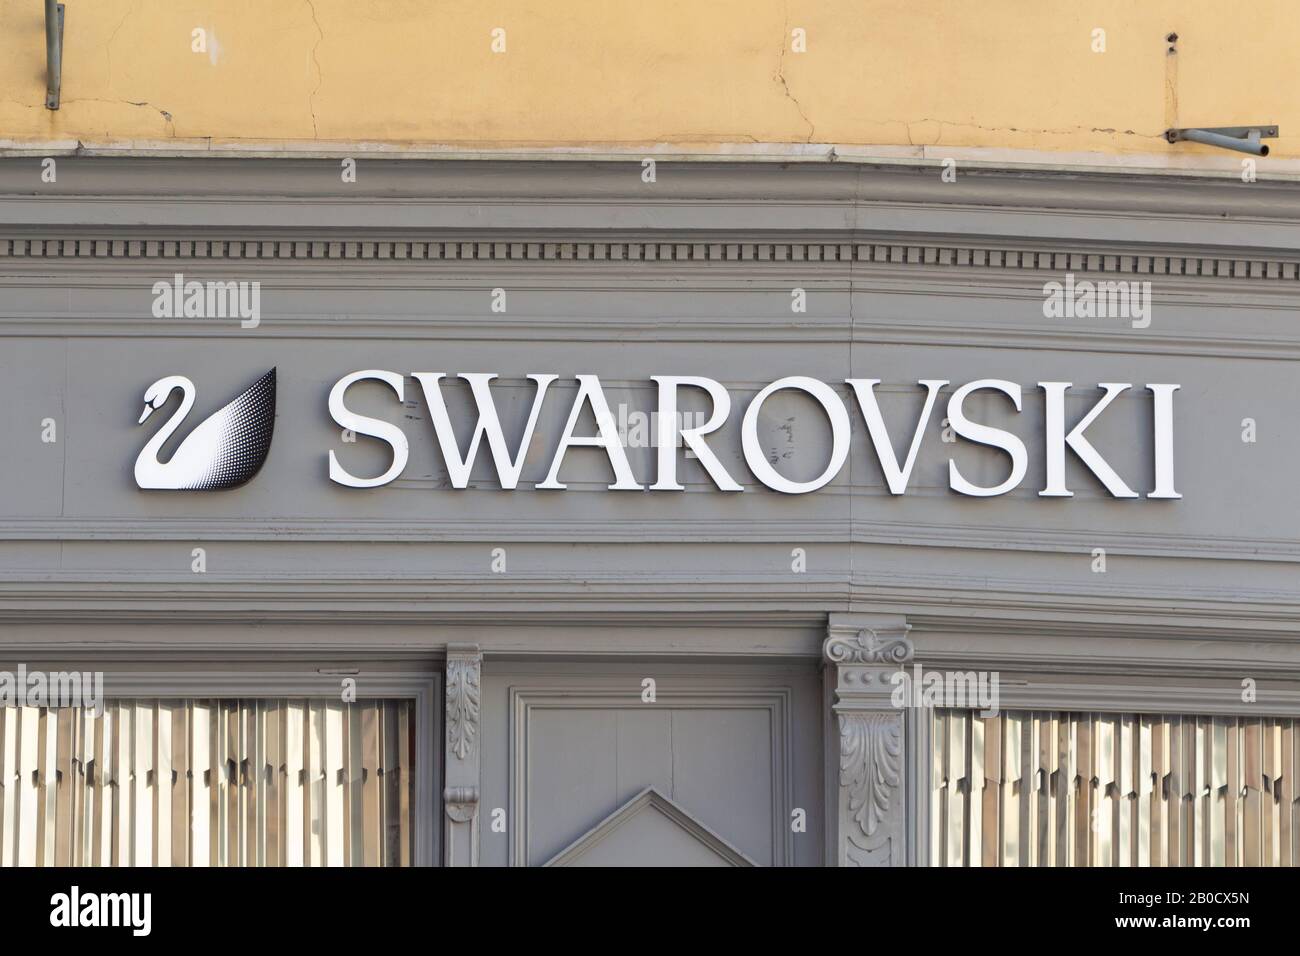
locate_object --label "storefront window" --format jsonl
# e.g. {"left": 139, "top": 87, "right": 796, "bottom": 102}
{"left": 0, "top": 698, "right": 415, "bottom": 867}
{"left": 932, "top": 709, "right": 1297, "bottom": 866}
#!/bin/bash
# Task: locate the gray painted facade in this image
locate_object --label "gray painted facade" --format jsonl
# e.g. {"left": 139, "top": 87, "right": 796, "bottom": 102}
{"left": 0, "top": 158, "right": 1297, "bottom": 865}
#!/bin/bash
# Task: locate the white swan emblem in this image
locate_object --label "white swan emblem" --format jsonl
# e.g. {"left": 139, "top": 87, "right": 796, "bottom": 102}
{"left": 134, "top": 369, "right": 277, "bottom": 490}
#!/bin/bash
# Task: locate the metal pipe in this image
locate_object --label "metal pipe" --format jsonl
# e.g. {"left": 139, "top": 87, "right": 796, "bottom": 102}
{"left": 45, "top": 0, "right": 62, "bottom": 110}
{"left": 1179, "top": 128, "right": 1269, "bottom": 156}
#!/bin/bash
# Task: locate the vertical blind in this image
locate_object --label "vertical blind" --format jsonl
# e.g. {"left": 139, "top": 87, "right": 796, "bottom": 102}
{"left": 0, "top": 698, "right": 415, "bottom": 867}
{"left": 933, "top": 710, "right": 1300, "bottom": 866}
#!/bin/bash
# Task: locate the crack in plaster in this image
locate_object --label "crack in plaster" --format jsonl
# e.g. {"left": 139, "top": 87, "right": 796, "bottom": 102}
{"left": 776, "top": 6, "right": 815, "bottom": 143}
{"left": 62, "top": 98, "right": 175, "bottom": 136}
{"left": 105, "top": 1, "right": 138, "bottom": 87}
{"left": 890, "top": 118, "right": 1163, "bottom": 147}
{"left": 306, "top": 0, "right": 324, "bottom": 138}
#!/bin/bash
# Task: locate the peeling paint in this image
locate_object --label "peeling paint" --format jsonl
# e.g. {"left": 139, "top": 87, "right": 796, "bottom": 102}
{"left": 206, "top": 29, "right": 223, "bottom": 67}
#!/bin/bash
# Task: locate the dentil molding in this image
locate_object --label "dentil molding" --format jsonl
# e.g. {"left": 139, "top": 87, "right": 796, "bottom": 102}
{"left": 3, "top": 236, "right": 1299, "bottom": 285}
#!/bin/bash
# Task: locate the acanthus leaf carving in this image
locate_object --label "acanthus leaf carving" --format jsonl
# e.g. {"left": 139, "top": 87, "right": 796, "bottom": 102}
{"left": 445, "top": 656, "right": 481, "bottom": 761}
{"left": 838, "top": 712, "right": 903, "bottom": 864}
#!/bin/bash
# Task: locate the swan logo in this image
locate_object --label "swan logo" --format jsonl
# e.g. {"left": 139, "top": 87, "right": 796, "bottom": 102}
{"left": 134, "top": 369, "right": 276, "bottom": 490}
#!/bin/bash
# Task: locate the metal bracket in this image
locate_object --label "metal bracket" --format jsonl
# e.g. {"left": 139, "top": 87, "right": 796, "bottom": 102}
{"left": 1165, "top": 125, "right": 1279, "bottom": 157}
{"left": 45, "top": 1, "right": 64, "bottom": 110}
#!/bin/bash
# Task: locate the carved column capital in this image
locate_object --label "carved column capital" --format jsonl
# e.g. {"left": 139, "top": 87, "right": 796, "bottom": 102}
{"left": 825, "top": 613, "right": 912, "bottom": 661}
{"left": 444, "top": 643, "right": 482, "bottom": 866}
{"left": 824, "top": 614, "right": 911, "bottom": 867}
{"left": 824, "top": 614, "right": 913, "bottom": 710}
{"left": 823, "top": 624, "right": 914, "bottom": 667}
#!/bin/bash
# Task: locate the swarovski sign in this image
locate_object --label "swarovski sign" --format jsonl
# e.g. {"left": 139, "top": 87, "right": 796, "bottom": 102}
{"left": 322, "top": 370, "right": 1181, "bottom": 499}
{"left": 132, "top": 369, "right": 1179, "bottom": 497}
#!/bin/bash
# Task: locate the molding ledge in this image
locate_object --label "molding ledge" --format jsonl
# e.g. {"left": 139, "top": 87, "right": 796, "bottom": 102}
{"left": 4, "top": 160, "right": 1300, "bottom": 259}
{"left": 3, "top": 237, "right": 1300, "bottom": 286}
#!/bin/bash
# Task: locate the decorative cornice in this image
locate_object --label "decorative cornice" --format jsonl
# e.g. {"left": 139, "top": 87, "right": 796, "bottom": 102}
{"left": 5, "top": 161, "right": 1300, "bottom": 270}
{"left": 3, "top": 517, "right": 1296, "bottom": 563}
{"left": 1, "top": 579, "right": 1298, "bottom": 637}
{"left": 3, "top": 235, "right": 1300, "bottom": 282}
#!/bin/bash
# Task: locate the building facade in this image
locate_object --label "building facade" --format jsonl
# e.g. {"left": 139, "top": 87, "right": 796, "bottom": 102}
{"left": 1, "top": 3, "right": 1299, "bottom": 867}
{"left": 1, "top": 159, "right": 1297, "bottom": 866}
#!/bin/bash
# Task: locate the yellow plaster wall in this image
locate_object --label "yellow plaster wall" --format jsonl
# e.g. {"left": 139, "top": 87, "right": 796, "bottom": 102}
{"left": 0, "top": 0, "right": 1294, "bottom": 162}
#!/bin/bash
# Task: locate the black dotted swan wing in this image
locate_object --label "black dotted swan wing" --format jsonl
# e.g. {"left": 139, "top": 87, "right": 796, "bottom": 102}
{"left": 194, "top": 368, "right": 277, "bottom": 490}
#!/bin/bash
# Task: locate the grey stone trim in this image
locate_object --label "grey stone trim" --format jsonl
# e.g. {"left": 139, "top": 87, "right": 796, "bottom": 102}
{"left": 2, "top": 577, "right": 1298, "bottom": 638}
{"left": 3, "top": 235, "right": 1300, "bottom": 280}
{"left": 4, "top": 159, "right": 1300, "bottom": 256}
{"left": 2, "top": 517, "right": 1294, "bottom": 565}
{"left": 543, "top": 787, "right": 758, "bottom": 867}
